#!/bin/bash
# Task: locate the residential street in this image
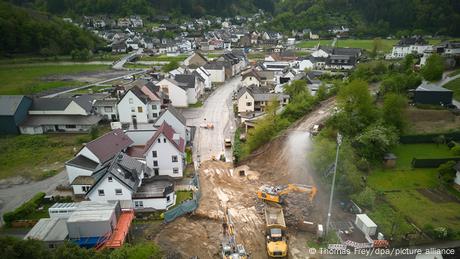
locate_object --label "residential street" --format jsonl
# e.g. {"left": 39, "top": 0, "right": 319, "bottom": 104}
{"left": 182, "top": 76, "right": 241, "bottom": 163}
{"left": 0, "top": 171, "right": 67, "bottom": 225}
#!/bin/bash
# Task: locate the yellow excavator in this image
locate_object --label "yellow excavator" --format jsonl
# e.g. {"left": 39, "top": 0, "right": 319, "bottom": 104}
{"left": 257, "top": 184, "right": 317, "bottom": 204}
{"left": 221, "top": 208, "right": 249, "bottom": 259}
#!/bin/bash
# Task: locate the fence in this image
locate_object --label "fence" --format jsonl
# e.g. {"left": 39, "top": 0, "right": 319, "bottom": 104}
{"left": 411, "top": 157, "right": 460, "bottom": 168}
{"left": 400, "top": 131, "right": 460, "bottom": 144}
{"left": 164, "top": 174, "right": 201, "bottom": 223}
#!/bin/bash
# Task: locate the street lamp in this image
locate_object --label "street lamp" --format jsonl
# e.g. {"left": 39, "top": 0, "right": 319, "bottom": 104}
{"left": 326, "top": 132, "right": 342, "bottom": 235}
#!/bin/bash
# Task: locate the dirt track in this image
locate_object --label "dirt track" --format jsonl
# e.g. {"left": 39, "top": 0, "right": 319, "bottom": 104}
{"left": 154, "top": 98, "right": 341, "bottom": 258}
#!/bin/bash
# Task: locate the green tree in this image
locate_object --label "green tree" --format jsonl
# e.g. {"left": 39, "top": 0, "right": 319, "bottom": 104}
{"left": 437, "top": 160, "right": 456, "bottom": 184}
{"left": 283, "top": 80, "right": 307, "bottom": 98}
{"left": 354, "top": 123, "right": 399, "bottom": 160}
{"left": 421, "top": 54, "right": 444, "bottom": 82}
{"left": 316, "top": 83, "right": 328, "bottom": 101}
{"left": 382, "top": 93, "right": 407, "bottom": 131}
{"left": 334, "top": 80, "right": 377, "bottom": 136}
{"left": 353, "top": 187, "right": 376, "bottom": 209}
{"left": 370, "top": 37, "right": 383, "bottom": 58}
{"left": 162, "top": 60, "right": 179, "bottom": 72}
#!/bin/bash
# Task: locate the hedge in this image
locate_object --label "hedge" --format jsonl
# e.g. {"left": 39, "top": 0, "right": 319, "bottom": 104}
{"left": 3, "top": 192, "right": 45, "bottom": 225}
{"left": 411, "top": 158, "right": 460, "bottom": 168}
{"left": 400, "top": 131, "right": 460, "bottom": 144}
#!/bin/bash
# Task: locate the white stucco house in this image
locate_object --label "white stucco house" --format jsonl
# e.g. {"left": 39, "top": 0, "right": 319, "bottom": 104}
{"left": 117, "top": 83, "right": 165, "bottom": 125}
{"left": 94, "top": 98, "right": 119, "bottom": 121}
{"left": 388, "top": 36, "right": 431, "bottom": 59}
{"left": 154, "top": 106, "right": 190, "bottom": 142}
{"left": 236, "top": 85, "right": 290, "bottom": 115}
{"left": 194, "top": 66, "right": 212, "bottom": 90}
{"left": 85, "top": 153, "right": 176, "bottom": 211}
{"left": 204, "top": 61, "right": 226, "bottom": 83}
{"left": 241, "top": 69, "right": 262, "bottom": 87}
{"left": 156, "top": 74, "right": 203, "bottom": 107}
{"left": 143, "top": 122, "right": 186, "bottom": 178}
{"left": 65, "top": 129, "right": 134, "bottom": 195}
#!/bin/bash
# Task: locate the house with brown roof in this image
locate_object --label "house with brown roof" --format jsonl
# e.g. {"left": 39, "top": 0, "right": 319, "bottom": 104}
{"left": 143, "top": 122, "right": 186, "bottom": 178}
{"left": 241, "top": 69, "right": 262, "bottom": 87}
{"left": 183, "top": 52, "right": 208, "bottom": 68}
{"left": 65, "top": 129, "right": 134, "bottom": 195}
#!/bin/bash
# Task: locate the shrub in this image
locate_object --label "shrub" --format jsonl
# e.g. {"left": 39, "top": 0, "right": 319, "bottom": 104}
{"left": 353, "top": 187, "right": 376, "bottom": 209}
{"left": 437, "top": 160, "right": 457, "bottom": 184}
{"left": 3, "top": 192, "right": 45, "bottom": 225}
{"left": 452, "top": 145, "right": 460, "bottom": 156}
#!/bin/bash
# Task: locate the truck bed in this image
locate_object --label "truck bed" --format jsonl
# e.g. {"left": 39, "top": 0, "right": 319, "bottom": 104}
{"left": 264, "top": 206, "right": 286, "bottom": 228}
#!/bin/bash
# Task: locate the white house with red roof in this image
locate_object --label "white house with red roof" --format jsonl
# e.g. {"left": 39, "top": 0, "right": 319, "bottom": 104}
{"left": 143, "top": 122, "right": 186, "bottom": 178}
{"left": 65, "top": 129, "right": 134, "bottom": 195}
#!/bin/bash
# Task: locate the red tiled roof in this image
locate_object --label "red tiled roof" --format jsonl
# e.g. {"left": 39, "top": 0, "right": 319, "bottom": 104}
{"left": 143, "top": 122, "right": 185, "bottom": 155}
{"left": 84, "top": 129, "right": 134, "bottom": 163}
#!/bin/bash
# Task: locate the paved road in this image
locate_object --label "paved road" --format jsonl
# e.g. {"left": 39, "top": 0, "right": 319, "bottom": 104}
{"left": 182, "top": 76, "right": 241, "bottom": 164}
{"left": 112, "top": 48, "right": 143, "bottom": 70}
{"left": 0, "top": 170, "right": 67, "bottom": 225}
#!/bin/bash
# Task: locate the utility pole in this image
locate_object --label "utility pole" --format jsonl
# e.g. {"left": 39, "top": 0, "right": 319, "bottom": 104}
{"left": 326, "top": 132, "right": 342, "bottom": 234}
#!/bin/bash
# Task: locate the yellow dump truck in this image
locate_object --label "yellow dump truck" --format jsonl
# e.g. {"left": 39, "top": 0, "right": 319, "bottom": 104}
{"left": 265, "top": 205, "right": 288, "bottom": 257}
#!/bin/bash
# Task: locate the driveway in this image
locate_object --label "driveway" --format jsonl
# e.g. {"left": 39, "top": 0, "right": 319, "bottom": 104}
{"left": 0, "top": 170, "right": 67, "bottom": 225}
{"left": 181, "top": 76, "right": 241, "bottom": 163}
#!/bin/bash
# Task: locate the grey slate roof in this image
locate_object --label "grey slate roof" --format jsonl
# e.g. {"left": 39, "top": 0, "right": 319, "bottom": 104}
{"left": 164, "top": 105, "right": 186, "bottom": 125}
{"left": 31, "top": 98, "right": 72, "bottom": 111}
{"left": 236, "top": 85, "right": 289, "bottom": 102}
{"left": 415, "top": 82, "right": 452, "bottom": 92}
{"left": 66, "top": 155, "right": 99, "bottom": 171}
{"left": 204, "top": 61, "right": 226, "bottom": 70}
{"left": 0, "top": 95, "right": 29, "bottom": 116}
{"left": 94, "top": 99, "right": 118, "bottom": 106}
{"left": 174, "top": 74, "right": 196, "bottom": 89}
{"left": 132, "top": 178, "right": 174, "bottom": 199}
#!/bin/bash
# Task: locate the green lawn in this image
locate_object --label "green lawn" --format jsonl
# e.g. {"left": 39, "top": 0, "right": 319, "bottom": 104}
{"left": 448, "top": 69, "right": 460, "bottom": 77}
{"left": 365, "top": 143, "right": 460, "bottom": 241}
{"left": 368, "top": 169, "right": 439, "bottom": 191}
{"left": 391, "top": 143, "right": 454, "bottom": 169}
{"left": 0, "top": 63, "right": 110, "bottom": 95}
{"left": 124, "top": 63, "right": 152, "bottom": 69}
{"left": 188, "top": 101, "right": 203, "bottom": 108}
{"left": 443, "top": 77, "right": 460, "bottom": 101}
{"left": 386, "top": 190, "right": 460, "bottom": 233}
{"left": 0, "top": 53, "right": 124, "bottom": 64}
{"left": 140, "top": 55, "right": 187, "bottom": 62}
{"left": 296, "top": 39, "right": 398, "bottom": 52}
{"left": 0, "top": 125, "right": 110, "bottom": 180}
{"left": 170, "top": 191, "right": 193, "bottom": 209}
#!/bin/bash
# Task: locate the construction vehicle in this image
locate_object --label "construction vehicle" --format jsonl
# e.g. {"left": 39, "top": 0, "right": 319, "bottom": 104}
{"left": 224, "top": 138, "right": 232, "bottom": 148}
{"left": 265, "top": 205, "right": 288, "bottom": 258}
{"left": 257, "top": 184, "right": 317, "bottom": 204}
{"left": 221, "top": 208, "right": 249, "bottom": 259}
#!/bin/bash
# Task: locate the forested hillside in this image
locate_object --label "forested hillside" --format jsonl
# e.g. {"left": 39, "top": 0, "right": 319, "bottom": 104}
{"left": 268, "top": 0, "right": 460, "bottom": 37}
{"left": 7, "top": 0, "right": 275, "bottom": 17}
{"left": 0, "top": 1, "right": 104, "bottom": 56}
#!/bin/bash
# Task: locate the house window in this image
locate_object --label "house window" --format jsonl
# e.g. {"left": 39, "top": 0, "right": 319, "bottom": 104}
{"left": 173, "top": 168, "right": 179, "bottom": 174}
{"left": 82, "top": 186, "right": 90, "bottom": 193}
{"left": 152, "top": 150, "right": 157, "bottom": 157}
{"left": 129, "top": 98, "right": 133, "bottom": 104}
{"left": 134, "top": 200, "right": 143, "bottom": 208}
{"left": 166, "top": 195, "right": 171, "bottom": 202}
{"left": 154, "top": 168, "right": 159, "bottom": 176}
{"left": 108, "top": 177, "right": 113, "bottom": 182}
{"left": 157, "top": 138, "right": 161, "bottom": 143}
{"left": 104, "top": 106, "right": 113, "bottom": 112}
{"left": 131, "top": 107, "right": 135, "bottom": 112}
{"left": 172, "top": 156, "right": 178, "bottom": 162}
{"left": 115, "top": 189, "right": 123, "bottom": 195}
{"left": 138, "top": 106, "right": 143, "bottom": 112}
{"left": 152, "top": 113, "right": 158, "bottom": 117}
{"left": 246, "top": 102, "right": 252, "bottom": 106}
{"left": 152, "top": 104, "right": 157, "bottom": 109}
{"left": 153, "top": 160, "right": 158, "bottom": 167}
{"left": 98, "top": 189, "right": 105, "bottom": 196}
{"left": 65, "top": 125, "right": 76, "bottom": 129}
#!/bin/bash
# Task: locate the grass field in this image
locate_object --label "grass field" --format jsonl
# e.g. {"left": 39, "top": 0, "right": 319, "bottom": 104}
{"left": 366, "top": 143, "right": 460, "bottom": 241}
{"left": 124, "top": 63, "right": 152, "bottom": 69}
{"left": 140, "top": 55, "right": 187, "bottom": 62}
{"left": 0, "top": 53, "right": 125, "bottom": 65}
{"left": 170, "top": 191, "right": 193, "bottom": 209}
{"left": 386, "top": 190, "right": 460, "bottom": 234}
{"left": 296, "top": 38, "right": 456, "bottom": 53}
{"left": 0, "top": 63, "right": 110, "bottom": 95}
{"left": 0, "top": 125, "right": 110, "bottom": 180}
{"left": 443, "top": 77, "right": 460, "bottom": 101}
{"left": 404, "top": 108, "right": 460, "bottom": 134}
{"left": 297, "top": 39, "right": 398, "bottom": 52}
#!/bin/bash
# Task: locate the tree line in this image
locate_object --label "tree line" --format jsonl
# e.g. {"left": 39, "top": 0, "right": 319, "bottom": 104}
{"left": 0, "top": 1, "right": 104, "bottom": 56}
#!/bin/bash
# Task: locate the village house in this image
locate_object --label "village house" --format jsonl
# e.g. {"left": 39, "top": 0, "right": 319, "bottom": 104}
{"left": 143, "top": 122, "right": 186, "bottom": 178}
{"left": 94, "top": 98, "right": 119, "bottom": 121}
{"left": 0, "top": 95, "right": 32, "bottom": 134}
{"left": 241, "top": 69, "right": 263, "bottom": 87}
{"left": 117, "top": 83, "right": 166, "bottom": 125}
{"left": 66, "top": 129, "right": 134, "bottom": 195}
{"left": 156, "top": 74, "right": 203, "bottom": 107}
{"left": 19, "top": 96, "right": 101, "bottom": 135}
{"left": 388, "top": 36, "right": 431, "bottom": 59}
{"left": 236, "top": 85, "right": 290, "bottom": 116}
{"left": 85, "top": 153, "right": 176, "bottom": 211}
{"left": 204, "top": 61, "right": 226, "bottom": 83}
{"left": 183, "top": 52, "right": 208, "bottom": 68}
